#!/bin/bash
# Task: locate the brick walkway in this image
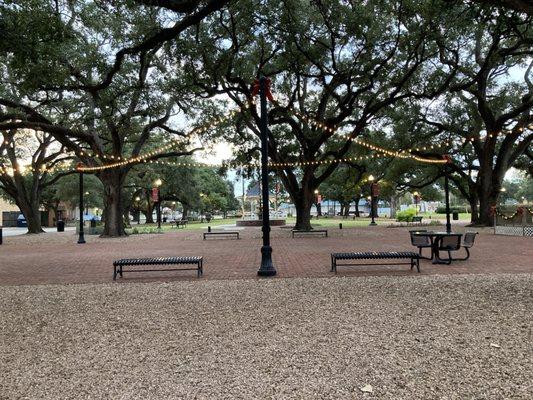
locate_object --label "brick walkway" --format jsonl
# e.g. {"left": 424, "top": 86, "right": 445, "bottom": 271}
{"left": 0, "top": 226, "right": 531, "bottom": 286}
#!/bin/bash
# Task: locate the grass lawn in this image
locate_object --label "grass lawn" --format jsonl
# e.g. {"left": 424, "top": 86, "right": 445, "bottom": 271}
{"left": 126, "top": 216, "right": 399, "bottom": 234}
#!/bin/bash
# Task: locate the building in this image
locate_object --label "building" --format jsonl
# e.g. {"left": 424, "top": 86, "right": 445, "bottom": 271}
{"left": 0, "top": 198, "right": 20, "bottom": 226}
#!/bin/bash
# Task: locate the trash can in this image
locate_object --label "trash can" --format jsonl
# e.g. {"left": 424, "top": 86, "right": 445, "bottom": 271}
{"left": 452, "top": 212, "right": 459, "bottom": 221}
{"left": 57, "top": 220, "right": 65, "bottom": 232}
{"left": 90, "top": 219, "right": 97, "bottom": 228}
{"left": 0, "top": 227, "right": 3, "bottom": 245}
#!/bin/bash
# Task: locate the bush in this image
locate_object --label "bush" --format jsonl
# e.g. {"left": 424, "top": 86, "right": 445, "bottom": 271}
{"left": 397, "top": 208, "right": 417, "bottom": 222}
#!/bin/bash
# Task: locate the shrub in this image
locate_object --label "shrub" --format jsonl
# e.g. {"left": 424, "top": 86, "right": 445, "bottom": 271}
{"left": 397, "top": 208, "right": 417, "bottom": 222}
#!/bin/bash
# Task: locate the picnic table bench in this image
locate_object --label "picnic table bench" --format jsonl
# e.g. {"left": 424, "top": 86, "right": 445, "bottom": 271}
{"left": 175, "top": 220, "right": 188, "bottom": 229}
{"left": 203, "top": 231, "right": 240, "bottom": 240}
{"left": 291, "top": 229, "right": 328, "bottom": 238}
{"left": 331, "top": 251, "right": 420, "bottom": 274}
{"left": 113, "top": 256, "right": 203, "bottom": 280}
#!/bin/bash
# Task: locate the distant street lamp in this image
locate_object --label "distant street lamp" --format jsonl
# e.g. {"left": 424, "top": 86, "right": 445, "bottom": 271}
{"left": 314, "top": 189, "right": 321, "bottom": 217}
{"left": 368, "top": 175, "right": 377, "bottom": 226}
{"left": 76, "top": 163, "right": 85, "bottom": 244}
{"left": 153, "top": 178, "right": 162, "bottom": 229}
{"left": 413, "top": 191, "right": 420, "bottom": 215}
{"left": 135, "top": 196, "right": 141, "bottom": 224}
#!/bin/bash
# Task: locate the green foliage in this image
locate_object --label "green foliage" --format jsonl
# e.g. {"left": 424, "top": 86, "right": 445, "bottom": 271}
{"left": 396, "top": 208, "right": 417, "bottom": 222}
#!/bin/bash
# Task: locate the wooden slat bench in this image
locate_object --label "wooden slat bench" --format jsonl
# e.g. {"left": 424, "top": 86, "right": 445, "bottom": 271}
{"left": 292, "top": 229, "right": 328, "bottom": 238}
{"left": 113, "top": 256, "right": 203, "bottom": 280}
{"left": 203, "top": 231, "right": 240, "bottom": 240}
{"left": 331, "top": 251, "right": 420, "bottom": 274}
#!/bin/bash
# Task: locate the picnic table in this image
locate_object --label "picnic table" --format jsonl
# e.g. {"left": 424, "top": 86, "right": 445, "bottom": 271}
{"left": 412, "top": 231, "right": 463, "bottom": 265}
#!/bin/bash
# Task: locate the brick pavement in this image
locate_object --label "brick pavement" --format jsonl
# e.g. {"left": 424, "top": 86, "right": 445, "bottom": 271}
{"left": 0, "top": 226, "right": 531, "bottom": 286}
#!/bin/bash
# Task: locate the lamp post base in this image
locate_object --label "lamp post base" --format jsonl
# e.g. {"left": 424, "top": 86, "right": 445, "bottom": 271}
{"left": 77, "top": 234, "right": 86, "bottom": 244}
{"left": 257, "top": 245, "right": 276, "bottom": 276}
{"left": 369, "top": 221, "right": 377, "bottom": 226}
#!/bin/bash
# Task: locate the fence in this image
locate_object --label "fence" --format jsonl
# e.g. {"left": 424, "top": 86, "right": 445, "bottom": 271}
{"left": 494, "top": 207, "right": 533, "bottom": 236}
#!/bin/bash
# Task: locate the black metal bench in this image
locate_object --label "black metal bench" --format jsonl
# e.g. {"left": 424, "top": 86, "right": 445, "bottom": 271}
{"left": 292, "top": 229, "right": 328, "bottom": 238}
{"left": 203, "top": 231, "right": 240, "bottom": 240}
{"left": 175, "top": 220, "right": 188, "bottom": 229}
{"left": 331, "top": 251, "right": 420, "bottom": 274}
{"left": 113, "top": 256, "right": 203, "bottom": 280}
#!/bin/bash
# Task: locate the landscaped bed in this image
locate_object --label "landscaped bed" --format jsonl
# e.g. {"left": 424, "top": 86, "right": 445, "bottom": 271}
{"left": 1, "top": 274, "right": 531, "bottom": 399}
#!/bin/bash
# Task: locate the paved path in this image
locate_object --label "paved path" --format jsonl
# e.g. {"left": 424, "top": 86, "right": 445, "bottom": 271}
{"left": 0, "top": 226, "right": 76, "bottom": 237}
{"left": 0, "top": 225, "right": 531, "bottom": 286}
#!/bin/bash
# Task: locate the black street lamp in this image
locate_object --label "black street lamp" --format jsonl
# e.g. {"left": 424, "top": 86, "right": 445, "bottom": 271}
{"left": 77, "top": 164, "right": 85, "bottom": 244}
{"left": 443, "top": 164, "right": 452, "bottom": 233}
{"left": 368, "top": 175, "right": 377, "bottom": 226}
{"left": 154, "top": 178, "right": 162, "bottom": 229}
{"left": 314, "top": 189, "right": 321, "bottom": 217}
{"left": 413, "top": 191, "right": 420, "bottom": 215}
{"left": 135, "top": 196, "right": 141, "bottom": 225}
{"left": 257, "top": 76, "right": 276, "bottom": 277}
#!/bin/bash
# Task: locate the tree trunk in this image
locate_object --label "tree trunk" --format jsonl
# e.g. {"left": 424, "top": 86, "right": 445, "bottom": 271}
{"left": 18, "top": 199, "right": 44, "bottom": 234}
{"left": 478, "top": 191, "right": 499, "bottom": 226}
{"left": 123, "top": 206, "right": 131, "bottom": 228}
{"left": 294, "top": 190, "right": 314, "bottom": 230}
{"left": 354, "top": 196, "right": 361, "bottom": 217}
{"left": 98, "top": 170, "right": 127, "bottom": 237}
{"left": 467, "top": 193, "right": 480, "bottom": 225}
{"left": 144, "top": 194, "right": 154, "bottom": 223}
{"left": 390, "top": 194, "right": 399, "bottom": 219}
{"left": 182, "top": 204, "right": 189, "bottom": 220}
{"left": 476, "top": 169, "right": 503, "bottom": 226}
{"left": 315, "top": 202, "right": 322, "bottom": 216}
{"left": 341, "top": 201, "right": 350, "bottom": 218}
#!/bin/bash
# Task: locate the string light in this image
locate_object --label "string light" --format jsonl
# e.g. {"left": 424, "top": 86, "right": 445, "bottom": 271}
{"left": 77, "top": 107, "right": 245, "bottom": 172}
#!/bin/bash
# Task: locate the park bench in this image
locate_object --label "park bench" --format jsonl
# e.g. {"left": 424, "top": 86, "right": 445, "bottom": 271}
{"left": 330, "top": 251, "right": 420, "bottom": 274}
{"left": 410, "top": 216, "right": 423, "bottom": 225}
{"left": 203, "top": 231, "right": 240, "bottom": 240}
{"left": 113, "top": 256, "right": 203, "bottom": 280}
{"left": 175, "top": 220, "right": 188, "bottom": 229}
{"left": 291, "top": 229, "right": 328, "bottom": 238}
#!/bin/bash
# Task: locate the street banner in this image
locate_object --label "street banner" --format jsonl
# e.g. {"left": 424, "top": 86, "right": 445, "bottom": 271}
{"left": 151, "top": 187, "right": 159, "bottom": 202}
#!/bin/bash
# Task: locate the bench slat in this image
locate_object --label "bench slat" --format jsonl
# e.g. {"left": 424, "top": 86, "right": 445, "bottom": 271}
{"left": 331, "top": 251, "right": 420, "bottom": 274}
{"left": 113, "top": 256, "right": 203, "bottom": 280}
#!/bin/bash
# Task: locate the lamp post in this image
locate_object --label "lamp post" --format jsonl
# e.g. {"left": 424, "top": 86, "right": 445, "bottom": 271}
{"left": 154, "top": 178, "right": 162, "bottom": 229}
{"left": 413, "top": 191, "right": 420, "bottom": 215}
{"left": 77, "top": 163, "right": 85, "bottom": 244}
{"left": 443, "top": 164, "right": 452, "bottom": 233}
{"left": 368, "top": 175, "right": 377, "bottom": 226}
{"left": 257, "top": 76, "right": 276, "bottom": 277}
{"left": 314, "top": 189, "right": 321, "bottom": 217}
{"left": 135, "top": 196, "right": 141, "bottom": 224}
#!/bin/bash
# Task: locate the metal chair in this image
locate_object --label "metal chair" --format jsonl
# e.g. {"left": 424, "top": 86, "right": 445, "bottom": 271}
{"left": 437, "top": 234, "right": 462, "bottom": 265}
{"left": 409, "top": 230, "right": 432, "bottom": 259}
{"left": 453, "top": 232, "right": 478, "bottom": 261}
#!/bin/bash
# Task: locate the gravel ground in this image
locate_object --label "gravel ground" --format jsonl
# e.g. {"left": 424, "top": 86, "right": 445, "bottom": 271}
{"left": 1, "top": 274, "right": 532, "bottom": 399}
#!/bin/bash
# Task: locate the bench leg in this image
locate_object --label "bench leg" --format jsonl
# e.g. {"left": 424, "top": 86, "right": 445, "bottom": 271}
{"left": 331, "top": 257, "right": 337, "bottom": 274}
{"left": 113, "top": 265, "right": 117, "bottom": 281}
{"left": 119, "top": 265, "right": 123, "bottom": 278}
